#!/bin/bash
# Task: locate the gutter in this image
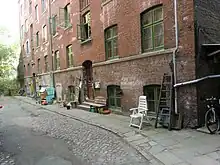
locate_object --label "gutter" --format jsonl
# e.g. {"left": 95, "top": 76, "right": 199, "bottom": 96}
{"left": 174, "top": 74, "right": 220, "bottom": 88}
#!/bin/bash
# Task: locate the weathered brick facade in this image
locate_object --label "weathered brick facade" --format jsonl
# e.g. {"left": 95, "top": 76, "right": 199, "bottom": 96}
{"left": 19, "top": 0, "right": 201, "bottom": 127}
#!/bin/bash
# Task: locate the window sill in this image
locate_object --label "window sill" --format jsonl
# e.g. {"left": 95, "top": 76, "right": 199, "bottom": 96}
{"left": 101, "top": 0, "right": 113, "bottom": 7}
{"left": 80, "top": 38, "right": 92, "bottom": 45}
{"left": 42, "top": 41, "right": 48, "bottom": 45}
{"left": 53, "top": 33, "right": 59, "bottom": 38}
{"left": 64, "top": 25, "right": 72, "bottom": 31}
{"left": 106, "top": 56, "right": 119, "bottom": 61}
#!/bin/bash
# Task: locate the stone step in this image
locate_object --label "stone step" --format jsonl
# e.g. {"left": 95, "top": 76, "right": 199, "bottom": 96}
{"left": 83, "top": 101, "right": 105, "bottom": 107}
{"left": 77, "top": 104, "right": 90, "bottom": 111}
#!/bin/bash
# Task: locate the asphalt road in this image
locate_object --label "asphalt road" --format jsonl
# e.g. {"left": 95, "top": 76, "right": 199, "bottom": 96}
{"left": 0, "top": 97, "right": 149, "bottom": 165}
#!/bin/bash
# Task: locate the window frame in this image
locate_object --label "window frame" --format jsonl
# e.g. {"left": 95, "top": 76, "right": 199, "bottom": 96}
{"left": 104, "top": 25, "right": 118, "bottom": 60}
{"left": 54, "top": 50, "right": 60, "bottom": 70}
{"left": 64, "top": 4, "right": 71, "bottom": 28}
{"left": 27, "top": 63, "right": 31, "bottom": 76}
{"left": 42, "top": 25, "right": 47, "bottom": 42}
{"left": 26, "top": 40, "right": 30, "bottom": 55}
{"left": 35, "top": 5, "right": 39, "bottom": 21}
{"left": 52, "top": 15, "right": 57, "bottom": 36}
{"left": 29, "top": 0, "right": 32, "bottom": 14}
{"left": 41, "top": 0, "right": 46, "bottom": 13}
{"left": 66, "top": 45, "right": 73, "bottom": 67}
{"left": 141, "top": 6, "right": 164, "bottom": 53}
{"left": 36, "top": 31, "right": 39, "bottom": 47}
{"left": 143, "top": 85, "right": 160, "bottom": 112}
{"left": 44, "top": 55, "right": 48, "bottom": 72}
{"left": 80, "top": 0, "right": 90, "bottom": 10}
{"left": 79, "top": 11, "right": 91, "bottom": 42}
{"left": 37, "top": 58, "right": 40, "bottom": 73}
{"left": 107, "top": 85, "right": 121, "bottom": 109}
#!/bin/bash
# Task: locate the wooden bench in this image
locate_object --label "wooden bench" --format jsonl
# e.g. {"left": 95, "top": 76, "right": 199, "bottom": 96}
{"left": 91, "top": 96, "right": 107, "bottom": 113}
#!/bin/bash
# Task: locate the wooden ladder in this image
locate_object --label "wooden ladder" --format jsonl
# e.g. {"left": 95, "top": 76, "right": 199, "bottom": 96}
{"left": 155, "top": 73, "right": 173, "bottom": 130}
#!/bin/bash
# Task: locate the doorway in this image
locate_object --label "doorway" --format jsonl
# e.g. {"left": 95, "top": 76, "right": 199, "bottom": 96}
{"left": 82, "top": 60, "right": 93, "bottom": 100}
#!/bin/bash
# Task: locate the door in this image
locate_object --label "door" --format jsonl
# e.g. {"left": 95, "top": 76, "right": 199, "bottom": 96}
{"left": 82, "top": 60, "right": 93, "bottom": 100}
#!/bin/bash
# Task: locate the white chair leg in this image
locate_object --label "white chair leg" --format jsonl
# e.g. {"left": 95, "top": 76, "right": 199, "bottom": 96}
{"left": 129, "top": 117, "right": 133, "bottom": 127}
{"left": 139, "top": 116, "right": 143, "bottom": 130}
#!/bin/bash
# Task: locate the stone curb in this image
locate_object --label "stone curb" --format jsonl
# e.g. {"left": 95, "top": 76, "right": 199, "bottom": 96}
{"left": 15, "top": 97, "right": 164, "bottom": 165}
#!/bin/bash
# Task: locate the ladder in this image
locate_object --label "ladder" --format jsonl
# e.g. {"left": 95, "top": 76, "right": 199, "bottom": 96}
{"left": 155, "top": 73, "right": 173, "bottom": 130}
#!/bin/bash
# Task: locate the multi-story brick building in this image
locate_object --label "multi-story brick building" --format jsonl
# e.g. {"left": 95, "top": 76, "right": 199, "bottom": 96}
{"left": 18, "top": 0, "right": 220, "bottom": 128}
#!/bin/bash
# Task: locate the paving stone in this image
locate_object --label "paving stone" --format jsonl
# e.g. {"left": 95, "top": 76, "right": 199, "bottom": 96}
{"left": 157, "top": 138, "right": 178, "bottom": 147}
{"left": 123, "top": 131, "right": 136, "bottom": 137}
{"left": 154, "top": 151, "right": 183, "bottom": 165}
{"left": 148, "top": 145, "right": 166, "bottom": 155}
{"left": 189, "top": 155, "right": 220, "bottom": 165}
{"left": 131, "top": 137, "right": 150, "bottom": 146}
{"left": 124, "top": 134, "right": 144, "bottom": 142}
{"left": 149, "top": 141, "right": 158, "bottom": 146}
{"left": 206, "top": 151, "right": 220, "bottom": 160}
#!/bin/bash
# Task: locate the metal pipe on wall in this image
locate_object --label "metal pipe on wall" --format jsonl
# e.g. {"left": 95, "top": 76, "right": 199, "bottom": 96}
{"left": 48, "top": 0, "right": 55, "bottom": 89}
{"left": 173, "top": 0, "right": 179, "bottom": 114}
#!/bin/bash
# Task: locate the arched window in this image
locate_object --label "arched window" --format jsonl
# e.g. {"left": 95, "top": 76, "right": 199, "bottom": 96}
{"left": 107, "top": 85, "right": 121, "bottom": 109}
{"left": 143, "top": 85, "right": 160, "bottom": 112}
{"left": 141, "top": 5, "right": 164, "bottom": 52}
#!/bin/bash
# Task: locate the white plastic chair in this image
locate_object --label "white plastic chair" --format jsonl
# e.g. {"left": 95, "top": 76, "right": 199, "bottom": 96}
{"left": 129, "top": 96, "right": 148, "bottom": 130}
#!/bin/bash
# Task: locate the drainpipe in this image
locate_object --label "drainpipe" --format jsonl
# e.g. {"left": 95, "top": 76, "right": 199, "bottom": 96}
{"left": 48, "top": 0, "right": 55, "bottom": 89}
{"left": 173, "top": 0, "right": 179, "bottom": 114}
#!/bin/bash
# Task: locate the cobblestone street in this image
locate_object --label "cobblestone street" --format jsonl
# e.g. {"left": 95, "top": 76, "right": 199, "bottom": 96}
{"left": 0, "top": 97, "right": 149, "bottom": 165}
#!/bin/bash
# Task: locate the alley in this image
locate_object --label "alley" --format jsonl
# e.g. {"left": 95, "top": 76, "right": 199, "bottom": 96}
{"left": 0, "top": 97, "right": 149, "bottom": 165}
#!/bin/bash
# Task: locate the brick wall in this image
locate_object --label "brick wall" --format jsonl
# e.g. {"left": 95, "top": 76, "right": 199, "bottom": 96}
{"left": 19, "top": 0, "right": 200, "bottom": 127}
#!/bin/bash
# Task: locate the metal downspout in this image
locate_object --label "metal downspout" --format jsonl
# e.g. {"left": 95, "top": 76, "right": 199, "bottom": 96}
{"left": 48, "top": 0, "right": 55, "bottom": 89}
{"left": 173, "top": 0, "right": 179, "bottom": 114}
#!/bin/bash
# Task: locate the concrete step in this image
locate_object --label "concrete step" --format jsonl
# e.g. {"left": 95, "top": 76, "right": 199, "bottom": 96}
{"left": 77, "top": 104, "right": 90, "bottom": 111}
{"left": 83, "top": 101, "right": 105, "bottom": 107}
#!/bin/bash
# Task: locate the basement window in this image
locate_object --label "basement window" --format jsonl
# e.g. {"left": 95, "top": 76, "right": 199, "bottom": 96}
{"left": 143, "top": 85, "right": 160, "bottom": 112}
{"left": 107, "top": 85, "right": 122, "bottom": 109}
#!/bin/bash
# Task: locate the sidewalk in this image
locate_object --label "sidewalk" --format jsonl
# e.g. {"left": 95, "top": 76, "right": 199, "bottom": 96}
{"left": 15, "top": 96, "right": 220, "bottom": 165}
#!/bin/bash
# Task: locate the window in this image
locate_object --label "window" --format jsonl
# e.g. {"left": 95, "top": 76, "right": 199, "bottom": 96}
{"left": 37, "top": 58, "right": 40, "bottom": 73}
{"left": 64, "top": 4, "right": 71, "bottom": 28}
{"left": 35, "top": 5, "right": 39, "bottom": 21}
{"left": 36, "top": 32, "right": 39, "bottom": 47}
{"left": 20, "top": 4, "right": 23, "bottom": 16}
{"left": 105, "top": 25, "right": 118, "bottom": 60}
{"left": 42, "top": 25, "right": 47, "bottom": 42}
{"left": 26, "top": 40, "right": 30, "bottom": 55}
{"left": 27, "top": 63, "right": 31, "bottom": 76}
{"left": 54, "top": 50, "right": 60, "bottom": 70}
{"left": 25, "top": 19, "right": 28, "bottom": 32}
{"left": 44, "top": 55, "right": 48, "bottom": 72}
{"left": 41, "top": 0, "right": 46, "bottom": 12}
{"left": 80, "top": 0, "right": 90, "bottom": 10}
{"left": 143, "top": 85, "right": 160, "bottom": 112}
{"left": 77, "top": 12, "right": 91, "bottom": 42}
{"left": 107, "top": 85, "right": 121, "bottom": 109}
{"left": 52, "top": 15, "right": 57, "bottom": 36}
{"left": 29, "top": 1, "right": 32, "bottom": 14}
{"left": 141, "top": 6, "right": 164, "bottom": 52}
{"left": 21, "top": 25, "right": 24, "bottom": 39}
{"left": 24, "top": 0, "right": 27, "bottom": 9}
{"left": 58, "top": 4, "right": 71, "bottom": 28}
{"left": 66, "top": 45, "right": 73, "bottom": 67}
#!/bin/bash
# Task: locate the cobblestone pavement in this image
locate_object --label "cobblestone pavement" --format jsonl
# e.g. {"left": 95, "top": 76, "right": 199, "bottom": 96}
{"left": 0, "top": 97, "right": 149, "bottom": 165}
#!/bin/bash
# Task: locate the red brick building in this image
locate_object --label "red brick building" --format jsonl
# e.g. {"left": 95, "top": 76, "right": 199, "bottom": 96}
{"left": 19, "top": 0, "right": 220, "bottom": 128}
